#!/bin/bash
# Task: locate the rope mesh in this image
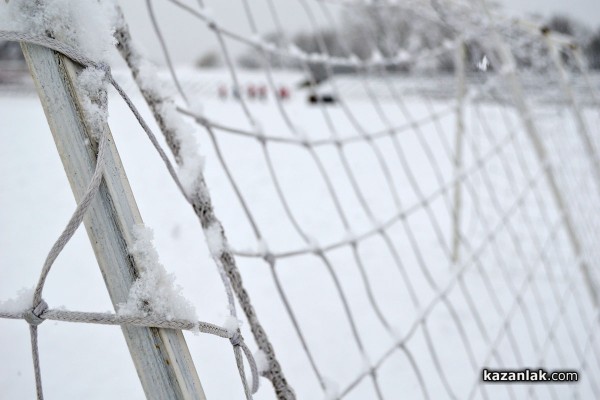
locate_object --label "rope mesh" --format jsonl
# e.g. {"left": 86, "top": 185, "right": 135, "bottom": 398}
{"left": 1, "top": 0, "right": 600, "bottom": 399}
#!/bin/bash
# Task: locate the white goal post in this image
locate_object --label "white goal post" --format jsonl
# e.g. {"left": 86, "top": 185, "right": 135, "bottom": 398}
{"left": 20, "top": 41, "right": 207, "bottom": 400}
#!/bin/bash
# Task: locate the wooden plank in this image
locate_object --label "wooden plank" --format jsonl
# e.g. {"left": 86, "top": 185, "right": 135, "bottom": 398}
{"left": 20, "top": 43, "right": 206, "bottom": 400}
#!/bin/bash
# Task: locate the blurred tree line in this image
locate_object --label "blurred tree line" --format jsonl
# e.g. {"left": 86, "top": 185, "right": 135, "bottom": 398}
{"left": 1, "top": 10, "right": 599, "bottom": 74}
{"left": 235, "top": 8, "right": 600, "bottom": 77}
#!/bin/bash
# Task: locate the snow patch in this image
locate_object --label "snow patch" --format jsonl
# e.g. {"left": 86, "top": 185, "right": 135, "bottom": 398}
{"left": 0, "top": 0, "right": 118, "bottom": 62}
{"left": 254, "top": 349, "right": 270, "bottom": 374}
{"left": 136, "top": 59, "right": 173, "bottom": 99}
{"left": 396, "top": 49, "right": 411, "bottom": 63}
{"left": 158, "top": 101, "right": 205, "bottom": 194}
{"left": 135, "top": 59, "right": 205, "bottom": 194}
{"left": 77, "top": 67, "right": 109, "bottom": 139}
{"left": 0, "top": 287, "right": 34, "bottom": 314}
{"left": 288, "top": 43, "right": 305, "bottom": 57}
{"left": 370, "top": 49, "right": 383, "bottom": 64}
{"left": 117, "top": 224, "right": 197, "bottom": 322}
{"left": 223, "top": 315, "right": 241, "bottom": 334}
{"left": 349, "top": 54, "right": 361, "bottom": 66}
{"left": 205, "top": 222, "right": 226, "bottom": 258}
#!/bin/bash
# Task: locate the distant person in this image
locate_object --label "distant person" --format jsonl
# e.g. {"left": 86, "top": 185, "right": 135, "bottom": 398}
{"left": 278, "top": 86, "right": 290, "bottom": 101}
{"left": 247, "top": 84, "right": 257, "bottom": 100}
{"left": 258, "top": 85, "right": 267, "bottom": 101}
{"left": 232, "top": 85, "right": 241, "bottom": 100}
{"left": 218, "top": 84, "right": 228, "bottom": 100}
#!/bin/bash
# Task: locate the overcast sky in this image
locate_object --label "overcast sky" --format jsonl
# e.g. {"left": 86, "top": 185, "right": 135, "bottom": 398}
{"left": 118, "top": 0, "right": 600, "bottom": 65}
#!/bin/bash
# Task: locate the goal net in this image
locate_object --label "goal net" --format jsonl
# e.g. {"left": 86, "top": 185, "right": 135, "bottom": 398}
{"left": 1, "top": 0, "right": 600, "bottom": 399}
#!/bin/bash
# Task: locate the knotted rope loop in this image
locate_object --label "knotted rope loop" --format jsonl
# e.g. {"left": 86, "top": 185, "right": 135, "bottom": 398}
{"left": 24, "top": 300, "right": 48, "bottom": 327}
{"left": 230, "top": 331, "right": 242, "bottom": 347}
{"left": 93, "top": 62, "right": 112, "bottom": 83}
{"left": 226, "top": 330, "right": 259, "bottom": 394}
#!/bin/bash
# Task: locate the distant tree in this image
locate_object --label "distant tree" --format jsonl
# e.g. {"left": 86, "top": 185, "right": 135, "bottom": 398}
{"left": 293, "top": 30, "right": 346, "bottom": 57}
{"left": 292, "top": 30, "right": 352, "bottom": 80}
{"left": 341, "top": 4, "right": 414, "bottom": 71}
{"left": 546, "top": 14, "right": 591, "bottom": 45}
{"left": 195, "top": 51, "right": 221, "bottom": 68}
{"left": 236, "top": 32, "right": 299, "bottom": 70}
{"left": 341, "top": 5, "right": 456, "bottom": 73}
{"left": 586, "top": 29, "right": 600, "bottom": 69}
{"left": 0, "top": 42, "right": 27, "bottom": 84}
{"left": 0, "top": 41, "right": 25, "bottom": 62}
{"left": 547, "top": 15, "right": 575, "bottom": 36}
{"left": 260, "top": 32, "right": 297, "bottom": 70}
{"left": 237, "top": 52, "right": 262, "bottom": 70}
{"left": 236, "top": 11, "right": 599, "bottom": 75}
{"left": 545, "top": 15, "right": 591, "bottom": 68}
{"left": 342, "top": 5, "right": 412, "bottom": 60}
{"left": 503, "top": 20, "right": 550, "bottom": 71}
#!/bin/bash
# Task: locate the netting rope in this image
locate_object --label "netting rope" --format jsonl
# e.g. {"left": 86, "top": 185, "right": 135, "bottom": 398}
{"left": 0, "top": 29, "right": 261, "bottom": 400}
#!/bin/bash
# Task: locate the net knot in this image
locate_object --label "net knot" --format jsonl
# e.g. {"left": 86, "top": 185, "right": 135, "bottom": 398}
{"left": 95, "top": 62, "right": 112, "bottom": 80}
{"left": 264, "top": 252, "right": 276, "bottom": 265}
{"left": 229, "top": 332, "right": 242, "bottom": 347}
{"left": 24, "top": 300, "right": 48, "bottom": 326}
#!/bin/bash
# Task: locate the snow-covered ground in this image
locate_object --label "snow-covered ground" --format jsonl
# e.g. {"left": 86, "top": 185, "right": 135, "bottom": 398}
{"left": 1, "top": 69, "right": 599, "bottom": 399}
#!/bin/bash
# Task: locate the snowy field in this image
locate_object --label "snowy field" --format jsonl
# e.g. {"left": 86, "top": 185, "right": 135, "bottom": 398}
{"left": 1, "top": 69, "right": 600, "bottom": 399}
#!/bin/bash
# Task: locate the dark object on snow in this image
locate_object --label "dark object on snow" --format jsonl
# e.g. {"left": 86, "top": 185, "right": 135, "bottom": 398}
{"left": 308, "top": 93, "right": 336, "bottom": 104}
{"left": 297, "top": 60, "right": 333, "bottom": 89}
{"left": 297, "top": 74, "right": 328, "bottom": 89}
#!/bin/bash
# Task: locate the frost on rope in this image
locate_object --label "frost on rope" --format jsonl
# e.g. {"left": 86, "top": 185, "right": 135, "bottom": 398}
{"left": 206, "top": 222, "right": 240, "bottom": 317}
{"left": 223, "top": 314, "right": 241, "bottom": 334}
{"left": 0, "top": 0, "right": 117, "bottom": 62}
{"left": 118, "top": 224, "right": 198, "bottom": 324}
{"left": 136, "top": 59, "right": 205, "bottom": 195}
{"left": 0, "top": 287, "right": 34, "bottom": 314}
{"left": 205, "top": 221, "right": 226, "bottom": 258}
{"left": 253, "top": 349, "right": 270, "bottom": 375}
